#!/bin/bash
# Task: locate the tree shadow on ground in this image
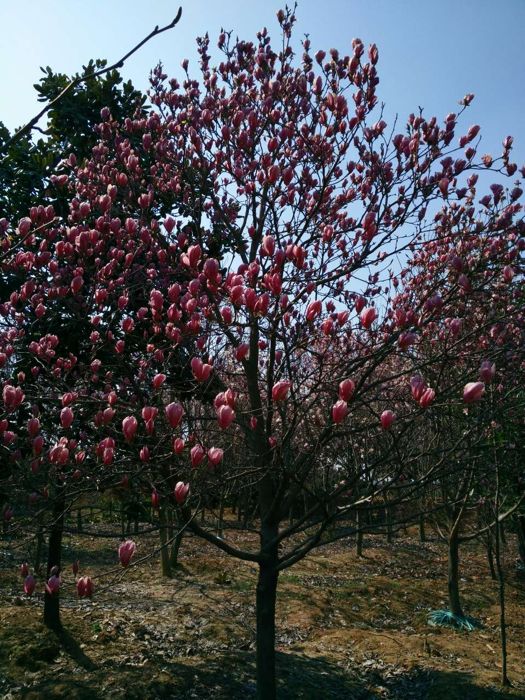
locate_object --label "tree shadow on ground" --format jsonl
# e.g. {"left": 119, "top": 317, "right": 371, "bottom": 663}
{"left": 55, "top": 627, "right": 97, "bottom": 671}
{"left": 4, "top": 642, "right": 522, "bottom": 699}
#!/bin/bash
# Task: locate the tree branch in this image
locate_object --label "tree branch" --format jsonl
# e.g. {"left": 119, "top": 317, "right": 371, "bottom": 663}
{"left": 2, "top": 7, "right": 183, "bottom": 152}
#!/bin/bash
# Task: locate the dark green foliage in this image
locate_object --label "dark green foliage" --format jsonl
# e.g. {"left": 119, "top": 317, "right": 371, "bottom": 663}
{"left": 0, "top": 59, "right": 146, "bottom": 223}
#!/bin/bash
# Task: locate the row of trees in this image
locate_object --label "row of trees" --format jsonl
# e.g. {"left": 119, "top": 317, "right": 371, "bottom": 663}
{"left": 1, "top": 8, "right": 523, "bottom": 698}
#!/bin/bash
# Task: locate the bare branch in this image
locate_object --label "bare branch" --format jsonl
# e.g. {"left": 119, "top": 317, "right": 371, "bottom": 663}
{"left": 2, "top": 7, "right": 183, "bottom": 152}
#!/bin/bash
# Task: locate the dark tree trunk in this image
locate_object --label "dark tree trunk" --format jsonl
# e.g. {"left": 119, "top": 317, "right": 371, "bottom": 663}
{"left": 256, "top": 526, "right": 279, "bottom": 700}
{"left": 43, "top": 491, "right": 65, "bottom": 631}
{"left": 447, "top": 529, "right": 463, "bottom": 617}
{"left": 419, "top": 513, "right": 426, "bottom": 542}
{"left": 169, "top": 508, "right": 184, "bottom": 569}
{"left": 486, "top": 534, "right": 497, "bottom": 580}
{"left": 356, "top": 508, "right": 363, "bottom": 557}
{"left": 516, "top": 515, "right": 525, "bottom": 567}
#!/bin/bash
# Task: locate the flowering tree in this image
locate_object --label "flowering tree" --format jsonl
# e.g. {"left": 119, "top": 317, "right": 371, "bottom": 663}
{"left": 1, "top": 8, "right": 524, "bottom": 698}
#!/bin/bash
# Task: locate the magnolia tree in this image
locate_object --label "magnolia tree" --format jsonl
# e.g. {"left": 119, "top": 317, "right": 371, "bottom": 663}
{"left": 1, "top": 8, "right": 524, "bottom": 698}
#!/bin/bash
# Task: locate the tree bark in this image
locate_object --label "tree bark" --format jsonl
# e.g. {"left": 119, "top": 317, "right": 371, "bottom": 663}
{"left": 169, "top": 508, "right": 184, "bottom": 569}
{"left": 419, "top": 513, "right": 426, "bottom": 542}
{"left": 447, "top": 529, "right": 463, "bottom": 617}
{"left": 43, "top": 491, "right": 65, "bottom": 630}
{"left": 516, "top": 515, "right": 525, "bottom": 567}
{"left": 486, "top": 534, "right": 497, "bottom": 580}
{"left": 256, "top": 531, "right": 279, "bottom": 700}
{"left": 356, "top": 508, "right": 363, "bottom": 557}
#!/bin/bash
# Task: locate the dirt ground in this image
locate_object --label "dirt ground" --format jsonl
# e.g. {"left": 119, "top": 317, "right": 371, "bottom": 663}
{"left": 1, "top": 521, "right": 524, "bottom": 699}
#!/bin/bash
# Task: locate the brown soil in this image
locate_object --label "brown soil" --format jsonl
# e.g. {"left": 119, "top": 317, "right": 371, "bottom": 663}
{"left": 1, "top": 524, "right": 523, "bottom": 699}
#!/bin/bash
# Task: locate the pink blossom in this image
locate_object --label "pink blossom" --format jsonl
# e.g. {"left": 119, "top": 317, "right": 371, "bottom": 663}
{"left": 360, "top": 307, "right": 377, "bottom": 329}
{"left": 190, "top": 444, "right": 205, "bottom": 468}
{"left": 419, "top": 388, "right": 436, "bottom": 408}
{"left": 174, "top": 481, "right": 190, "bottom": 504}
{"left": 24, "top": 574, "right": 36, "bottom": 596}
{"left": 332, "top": 400, "right": 349, "bottom": 424}
{"left": 76, "top": 576, "right": 94, "bottom": 598}
{"left": 165, "top": 402, "right": 184, "bottom": 428}
{"left": 338, "top": 379, "right": 355, "bottom": 402}
{"left": 152, "top": 373, "right": 166, "bottom": 389}
{"left": 479, "top": 361, "right": 496, "bottom": 384}
{"left": 208, "top": 447, "right": 224, "bottom": 466}
{"left": 380, "top": 410, "right": 396, "bottom": 430}
{"left": 217, "top": 404, "right": 235, "bottom": 430}
{"left": 306, "top": 300, "right": 322, "bottom": 322}
{"left": 60, "top": 407, "right": 74, "bottom": 429}
{"left": 45, "top": 575, "right": 61, "bottom": 595}
{"left": 173, "top": 437, "right": 185, "bottom": 454}
{"left": 272, "top": 380, "right": 291, "bottom": 402}
{"left": 463, "top": 382, "right": 485, "bottom": 403}
{"left": 122, "top": 416, "right": 138, "bottom": 442}
{"left": 118, "top": 539, "right": 136, "bottom": 567}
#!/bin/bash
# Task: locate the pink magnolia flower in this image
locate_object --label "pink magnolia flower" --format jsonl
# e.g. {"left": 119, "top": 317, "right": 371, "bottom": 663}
{"left": 20, "top": 562, "right": 29, "bottom": 578}
{"left": 24, "top": 574, "right": 36, "bottom": 596}
{"left": 27, "top": 418, "right": 40, "bottom": 437}
{"left": 152, "top": 373, "right": 166, "bottom": 389}
{"left": 217, "top": 404, "right": 235, "bottom": 430}
{"left": 306, "top": 300, "right": 322, "bottom": 322}
{"left": 419, "top": 388, "right": 436, "bottom": 408}
{"left": 410, "top": 375, "right": 426, "bottom": 402}
{"left": 141, "top": 406, "right": 158, "bottom": 423}
{"left": 151, "top": 489, "right": 160, "bottom": 509}
{"left": 338, "top": 379, "right": 355, "bottom": 402}
{"left": 174, "top": 481, "right": 190, "bottom": 505}
{"left": 45, "top": 575, "right": 61, "bottom": 595}
{"left": 60, "top": 407, "right": 74, "bottom": 429}
{"left": 380, "top": 410, "right": 396, "bottom": 430}
{"left": 173, "top": 437, "right": 185, "bottom": 454}
{"left": 208, "top": 447, "right": 224, "bottom": 466}
{"left": 76, "top": 576, "right": 94, "bottom": 598}
{"left": 332, "top": 400, "right": 349, "bottom": 424}
{"left": 360, "top": 307, "right": 377, "bottom": 329}
{"left": 234, "top": 343, "right": 250, "bottom": 361}
{"left": 165, "top": 402, "right": 184, "bottom": 429}
{"left": 271, "top": 380, "right": 291, "bottom": 402}
{"left": 463, "top": 382, "right": 485, "bottom": 403}
{"left": 479, "top": 361, "right": 496, "bottom": 384}
{"left": 190, "top": 444, "right": 206, "bottom": 468}
{"left": 190, "top": 357, "right": 212, "bottom": 382}
{"left": 118, "top": 539, "right": 136, "bottom": 567}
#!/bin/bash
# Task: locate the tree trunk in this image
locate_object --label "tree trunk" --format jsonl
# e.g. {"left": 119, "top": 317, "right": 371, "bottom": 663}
{"left": 386, "top": 505, "right": 393, "bottom": 543}
{"left": 447, "top": 529, "right": 463, "bottom": 617}
{"left": 217, "top": 496, "right": 225, "bottom": 538}
{"left": 356, "top": 508, "right": 363, "bottom": 557}
{"left": 419, "top": 513, "right": 426, "bottom": 542}
{"left": 486, "top": 534, "right": 497, "bottom": 580}
{"left": 256, "top": 536, "right": 279, "bottom": 700}
{"left": 159, "top": 505, "right": 172, "bottom": 578}
{"left": 43, "top": 491, "right": 65, "bottom": 630}
{"left": 77, "top": 508, "right": 82, "bottom": 533}
{"left": 516, "top": 515, "right": 525, "bottom": 567}
{"left": 168, "top": 507, "right": 184, "bottom": 569}
{"left": 494, "top": 518, "right": 510, "bottom": 686}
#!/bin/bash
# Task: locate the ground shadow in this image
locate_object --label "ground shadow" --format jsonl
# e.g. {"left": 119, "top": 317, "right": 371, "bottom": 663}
{"left": 55, "top": 627, "right": 97, "bottom": 671}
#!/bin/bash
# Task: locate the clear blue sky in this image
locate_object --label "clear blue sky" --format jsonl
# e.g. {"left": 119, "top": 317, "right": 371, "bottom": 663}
{"left": 1, "top": 0, "right": 524, "bottom": 164}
